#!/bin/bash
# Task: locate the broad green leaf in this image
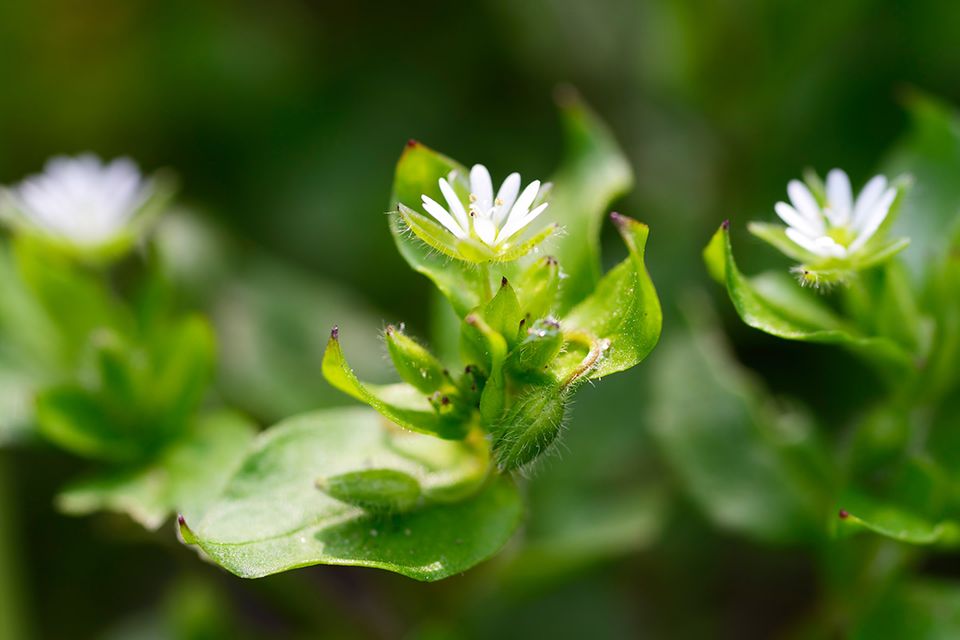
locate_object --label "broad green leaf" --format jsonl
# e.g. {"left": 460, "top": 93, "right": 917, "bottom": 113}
{"left": 560, "top": 214, "right": 661, "bottom": 381}
{"left": 322, "top": 328, "right": 469, "bottom": 439}
{"left": 648, "top": 303, "right": 833, "bottom": 543}
{"left": 883, "top": 93, "right": 960, "bottom": 279}
{"left": 388, "top": 142, "right": 484, "bottom": 316}
{"left": 57, "top": 410, "right": 257, "bottom": 529}
{"left": 548, "top": 90, "right": 633, "bottom": 313}
{"left": 853, "top": 579, "right": 960, "bottom": 640}
{"left": 704, "top": 225, "right": 916, "bottom": 375}
{"left": 181, "top": 407, "right": 520, "bottom": 582}
{"left": 836, "top": 491, "right": 960, "bottom": 546}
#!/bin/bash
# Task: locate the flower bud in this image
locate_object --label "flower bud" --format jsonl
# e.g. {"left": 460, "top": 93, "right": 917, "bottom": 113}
{"left": 506, "top": 318, "right": 563, "bottom": 374}
{"left": 492, "top": 382, "right": 567, "bottom": 471}
{"left": 384, "top": 324, "right": 446, "bottom": 394}
{"left": 517, "top": 255, "right": 560, "bottom": 320}
{"left": 316, "top": 468, "right": 421, "bottom": 514}
{"left": 484, "top": 277, "right": 523, "bottom": 347}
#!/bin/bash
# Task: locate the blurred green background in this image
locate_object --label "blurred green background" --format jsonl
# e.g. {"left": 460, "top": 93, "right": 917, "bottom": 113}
{"left": 2, "top": 0, "right": 960, "bottom": 638}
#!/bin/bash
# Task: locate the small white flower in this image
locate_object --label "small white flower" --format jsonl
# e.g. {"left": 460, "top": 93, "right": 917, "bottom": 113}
{"left": 2, "top": 154, "right": 153, "bottom": 247}
{"left": 419, "top": 164, "right": 549, "bottom": 250}
{"left": 775, "top": 169, "right": 896, "bottom": 259}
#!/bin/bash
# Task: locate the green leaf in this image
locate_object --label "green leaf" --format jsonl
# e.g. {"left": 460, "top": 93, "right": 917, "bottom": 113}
{"left": 57, "top": 410, "right": 257, "bottom": 529}
{"left": 322, "top": 327, "right": 469, "bottom": 439}
{"left": 836, "top": 491, "right": 960, "bottom": 546}
{"left": 883, "top": 93, "right": 960, "bottom": 279}
{"left": 648, "top": 300, "right": 833, "bottom": 543}
{"left": 388, "top": 142, "right": 484, "bottom": 316}
{"left": 705, "top": 224, "right": 917, "bottom": 375}
{"left": 548, "top": 89, "right": 633, "bottom": 313}
{"left": 560, "top": 214, "right": 661, "bottom": 381}
{"left": 181, "top": 407, "right": 520, "bottom": 582}
{"left": 36, "top": 386, "right": 144, "bottom": 462}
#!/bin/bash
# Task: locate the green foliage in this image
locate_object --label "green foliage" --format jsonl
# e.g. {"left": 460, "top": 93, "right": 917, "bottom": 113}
{"left": 649, "top": 304, "right": 833, "bottom": 543}
{"left": 180, "top": 408, "right": 520, "bottom": 581}
{"left": 57, "top": 411, "right": 257, "bottom": 529}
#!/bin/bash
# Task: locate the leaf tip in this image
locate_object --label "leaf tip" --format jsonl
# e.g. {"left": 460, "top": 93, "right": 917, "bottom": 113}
{"left": 330, "top": 325, "right": 340, "bottom": 340}
{"left": 838, "top": 509, "right": 849, "bottom": 520}
{"left": 500, "top": 276, "right": 508, "bottom": 288}
{"left": 406, "top": 138, "right": 419, "bottom": 149}
{"left": 553, "top": 83, "right": 581, "bottom": 108}
{"left": 721, "top": 219, "right": 730, "bottom": 231}
{"left": 177, "top": 514, "right": 198, "bottom": 545}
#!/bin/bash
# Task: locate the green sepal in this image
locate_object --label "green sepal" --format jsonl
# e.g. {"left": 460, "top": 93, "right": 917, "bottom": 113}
{"left": 461, "top": 314, "right": 508, "bottom": 425}
{"left": 317, "top": 469, "right": 422, "bottom": 514}
{"left": 516, "top": 255, "right": 561, "bottom": 320}
{"left": 384, "top": 324, "right": 447, "bottom": 394}
{"left": 484, "top": 277, "right": 524, "bottom": 348}
{"left": 321, "top": 327, "right": 469, "bottom": 439}
{"left": 506, "top": 318, "right": 563, "bottom": 375}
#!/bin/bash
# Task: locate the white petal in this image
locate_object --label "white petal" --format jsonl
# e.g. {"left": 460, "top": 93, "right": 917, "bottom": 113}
{"left": 775, "top": 202, "right": 823, "bottom": 237}
{"left": 503, "top": 180, "right": 540, "bottom": 230}
{"left": 438, "top": 178, "right": 468, "bottom": 229}
{"left": 498, "top": 202, "right": 548, "bottom": 243}
{"left": 813, "top": 236, "right": 848, "bottom": 258}
{"left": 421, "top": 195, "right": 465, "bottom": 237}
{"left": 787, "top": 180, "right": 824, "bottom": 227}
{"left": 472, "top": 213, "right": 497, "bottom": 246}
{"left": 469, "top": 164, "right": 494, "bottom": 211}
{"left": 851, "top": 175, "right": 887, "bottom": 230}
{"left": 785, "top": 227, "right": 830, "bottom": 257}
{"left": 825, "top": 169, "right": 852, "bottom": 225}
{"left": 849, "top": 188, "right": 896, "bottom": 253}
{"left": 493, "top": 172, "right": 520, "bottom": 226}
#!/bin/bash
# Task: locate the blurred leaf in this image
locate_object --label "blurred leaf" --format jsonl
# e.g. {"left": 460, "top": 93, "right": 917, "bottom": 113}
{"left": 560, "top": 214, "right": 661, "bottom": 380}
{"left": 57, "top": 410, "right": 257, "bottom": 529}
{"left": 181, "top": 408, "right": 520, "bottom": 581}
{"left": 503, "top": 486, "right": 666, "bottom": 590}
{"left": 388, "top": 142, "right": 484, "bottom": 316}
{"left": 705, "top": 225, "right": 916, "bottom": 375}
{"left": 649, "top": 298, "right": 833, "bottom": 543}
{"left": 322, "top": 328, "right": 469, "bottom": 440}
{"left": 884, "top": 93, "right": 960, "bottom": 279}
{"left": 853, "top": 579, "right": 960, "bottom": 640}
{"left": 548, "top": 89, "right": 633, "bottom": 313}
{"left": 836, "top": 491, "right": 960, "bottom": 546}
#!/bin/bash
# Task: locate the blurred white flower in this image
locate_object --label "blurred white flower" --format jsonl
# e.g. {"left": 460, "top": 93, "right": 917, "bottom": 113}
{"left": 775, "top": 169, "right": 896, "bottom": 259}
{"left": 3, "top": 154, "right": 153, "bottom": 247}
{"left": 419, "top": 164, "right": 549, "bottom": 250}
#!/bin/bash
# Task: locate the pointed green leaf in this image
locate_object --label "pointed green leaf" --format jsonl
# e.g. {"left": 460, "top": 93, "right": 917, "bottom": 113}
{"left": 560, "top": 214, "right": 661, "bottom": 381}
{"left": 388, "top": 142, "right": 484, "bottom": 316}
{"left": 322, "top": 328, "right": 468, "bottom": 439}
{"left": 836, "top": 491, "right": 960, "bottom": 546}
{"left": 705, "top": 224, "right": 917, "bottom": 375}
{"left": 181, "top": 408, "right": 520, "bottom": 582}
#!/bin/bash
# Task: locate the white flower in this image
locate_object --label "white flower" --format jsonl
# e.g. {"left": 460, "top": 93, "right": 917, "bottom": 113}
{"left": 3, "top": 154, "right": 153, "bottom": 247}
{"left": 419, "top": 164, "right": 549, "bottom": 250}
{"left": 775, "top": 169, "right": 896, "bottom": 259}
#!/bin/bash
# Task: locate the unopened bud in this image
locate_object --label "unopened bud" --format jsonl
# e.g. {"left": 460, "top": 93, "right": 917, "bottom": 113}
{"left": 507, "top": 318, "right": 563, "bottom": 374}
{"left": 517, "top": 256, "right": 560, "bottom": 320}
{"left": 483, "top": 277, "right": 523, "bottom": 347}
{"left": 492, "top": 382, "right": 567, "bottom": 471}
{"left": 317, "top": 468, "right": 421, "bottom": 513}
{"left": 385, "top": 325, "right": 446, "bottom": 394}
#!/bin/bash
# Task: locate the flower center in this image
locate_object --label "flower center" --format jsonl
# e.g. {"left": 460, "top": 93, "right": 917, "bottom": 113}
{"left": 827, "top": 226, "right": 855, "bottom": 247}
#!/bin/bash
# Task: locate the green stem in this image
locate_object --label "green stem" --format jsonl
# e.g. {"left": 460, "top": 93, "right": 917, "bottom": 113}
{"left": 479, "top": 262, "right": 493, "bottom": 302}
{"left": 0, "top": 454, "right": 30, "bottom": 640}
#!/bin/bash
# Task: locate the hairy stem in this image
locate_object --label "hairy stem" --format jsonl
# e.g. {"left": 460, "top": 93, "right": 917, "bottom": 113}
{"left": 561, "top": 330, "right": 609, "bottom": 388}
